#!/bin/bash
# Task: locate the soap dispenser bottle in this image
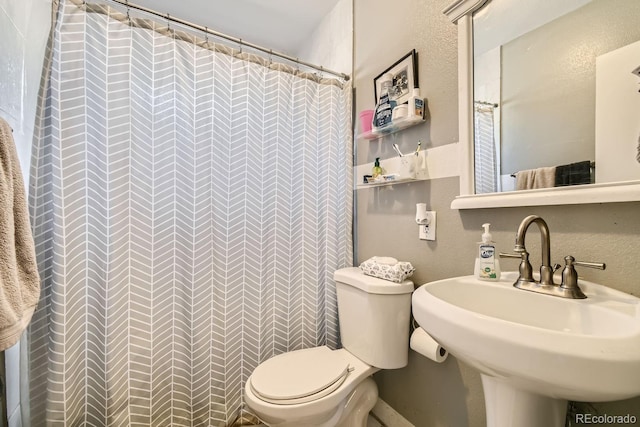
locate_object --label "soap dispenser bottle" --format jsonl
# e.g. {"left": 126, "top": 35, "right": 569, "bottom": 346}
{"left": 372, "top": 157, "right": 384, "bottom": 179}
{"left": 474, "top": 223, "right": 501, "bottom": 281}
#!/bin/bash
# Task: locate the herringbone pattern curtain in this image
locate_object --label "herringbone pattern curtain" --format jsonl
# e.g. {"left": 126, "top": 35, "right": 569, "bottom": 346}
{"left": 474, "top": 105, "right": 498, "bottom": 194}
{"left": 27, "top": 1, "right": 352, "bottom": 425}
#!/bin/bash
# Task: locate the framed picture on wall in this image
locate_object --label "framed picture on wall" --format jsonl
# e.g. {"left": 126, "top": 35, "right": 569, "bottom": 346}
{"left": 373, "top": 49, "right": 418, "bottom": 105}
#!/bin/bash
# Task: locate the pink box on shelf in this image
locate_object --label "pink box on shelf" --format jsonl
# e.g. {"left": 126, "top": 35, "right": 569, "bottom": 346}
{"left": 358, "top": 110, "right": 374, "bottom": 134}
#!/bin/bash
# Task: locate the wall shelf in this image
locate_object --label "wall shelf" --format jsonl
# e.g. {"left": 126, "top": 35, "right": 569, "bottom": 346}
{"left": 357, "top": 116, "right": 425, "bottom": 141}
{"left": 354, "top": 143, "right": 460, "bottom": 191}
{"left": 354, "top": 114, "right": 429, "bottom": 190}
{"left": 356, "top": 177, "right": 422, "bottom": 189}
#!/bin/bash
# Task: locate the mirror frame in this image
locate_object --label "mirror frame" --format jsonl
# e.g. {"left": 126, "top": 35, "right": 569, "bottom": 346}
{"left": 444, "top": 0, "right": 640, "bottom": 209}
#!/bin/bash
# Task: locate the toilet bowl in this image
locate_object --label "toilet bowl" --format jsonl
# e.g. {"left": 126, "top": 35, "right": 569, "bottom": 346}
{"left": 245, "top": 347, "right": 378, "bottom": 427}
{"left": 245, "top": 267, "right": 414, "bottom": 426}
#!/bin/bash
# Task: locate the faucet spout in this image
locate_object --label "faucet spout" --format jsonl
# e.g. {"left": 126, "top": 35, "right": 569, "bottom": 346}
{"left": 514, "top": 215, "right": 554, "bottom": 286}
{"left": 504, "top": 215, "right": 602, "bottom": 299}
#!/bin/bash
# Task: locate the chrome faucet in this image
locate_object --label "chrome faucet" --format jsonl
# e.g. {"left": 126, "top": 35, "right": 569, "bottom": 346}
{"left": 514, "top": 215, "right": 556, "bottom": 288}
{"left": 500, "top": 215, "right": 606, "bottom": 299}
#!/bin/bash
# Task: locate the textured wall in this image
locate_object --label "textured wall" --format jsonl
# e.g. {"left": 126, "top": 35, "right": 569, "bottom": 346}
{"left": 354, "top": 0, "right": 640, "bottom": 426}
{"left": 354, "top": 0, "right": 458, "bottom": 168}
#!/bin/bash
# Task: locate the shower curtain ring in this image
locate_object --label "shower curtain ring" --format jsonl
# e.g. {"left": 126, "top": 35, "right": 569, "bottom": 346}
{"left": 204, "top": 26, "right": 209, "bottom": 44}
{"left": 269, "top": 49, "right": 273, "bottom": 66}
{"left": 166, "top": 13, "right": 171, "bottom": 30}
{"left": 124, "top": 0, "right": 129, "bottom": 21}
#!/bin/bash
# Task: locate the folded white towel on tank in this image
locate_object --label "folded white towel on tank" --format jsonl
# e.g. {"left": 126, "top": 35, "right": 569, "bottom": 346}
{"left": 359, "top": 256, "right": 415, "bottom": 283}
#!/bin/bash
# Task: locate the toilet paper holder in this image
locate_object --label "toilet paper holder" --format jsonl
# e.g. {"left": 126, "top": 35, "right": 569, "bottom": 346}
{"left": 410, "top": 321, "right": 448, "bottom": 363}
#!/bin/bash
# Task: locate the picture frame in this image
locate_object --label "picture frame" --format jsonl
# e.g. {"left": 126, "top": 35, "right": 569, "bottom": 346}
{"left": 373, "top": 49, "right": 419, "bottom": 105}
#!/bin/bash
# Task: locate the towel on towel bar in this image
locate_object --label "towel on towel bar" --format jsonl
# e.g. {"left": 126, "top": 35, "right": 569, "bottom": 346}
{"left": 515, "top": 166, "right": 556, "bottom": 190}
{"left": 0, "top": 118, "right": 40, "bottom": 351}
{"left": 554, "top": 160, "right": 592, "bottom": 187}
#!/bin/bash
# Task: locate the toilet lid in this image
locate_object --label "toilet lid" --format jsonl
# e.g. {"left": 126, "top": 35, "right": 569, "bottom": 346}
{"left": 250, "top": 347, "right": 350, "bottom": 405}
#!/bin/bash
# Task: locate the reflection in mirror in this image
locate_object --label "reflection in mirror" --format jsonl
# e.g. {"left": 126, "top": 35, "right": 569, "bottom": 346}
{"left": 472, "top": 0, "right": 640, "bottom": 194}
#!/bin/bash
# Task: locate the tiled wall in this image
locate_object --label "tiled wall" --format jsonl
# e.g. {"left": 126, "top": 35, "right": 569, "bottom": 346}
{"left": 0, "top": 0, "right": 51, "bottom": 425}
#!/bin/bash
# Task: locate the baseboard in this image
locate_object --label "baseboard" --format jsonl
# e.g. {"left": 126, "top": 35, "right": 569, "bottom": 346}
{"left": 371, "top": 398, "right": 415, "bottom": 427}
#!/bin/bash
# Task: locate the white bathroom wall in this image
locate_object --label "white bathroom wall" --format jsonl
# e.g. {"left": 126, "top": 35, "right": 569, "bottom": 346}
{"left": 0, "top": 0, "right": 52, "bottom": 180}
{"left": 294, "top": 0, "right": 353, "bottom": 75}
{"left": 0, "top": 0, "right": 52, "bottom": 425}
{"left": 474, "top": 47, "right": 500, "bottom": 104}
{"left": 595, "top": 40, "right": 640, "bottom": 183}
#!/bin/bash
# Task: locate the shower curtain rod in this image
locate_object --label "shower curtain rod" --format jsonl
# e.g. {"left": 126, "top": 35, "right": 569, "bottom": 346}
{"left": 474, "top": 100, "right": 498, "bottom": 107}
{"left": 105, "top": 0, "right": 350, "bottom": 81}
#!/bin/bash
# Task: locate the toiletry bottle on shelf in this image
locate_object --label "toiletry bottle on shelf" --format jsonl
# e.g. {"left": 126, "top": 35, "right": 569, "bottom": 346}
{"left": 373, "top": 73, "right": 396, "bottom": 129}
{"left": 474, "top": 223, "right": 501, "bottom": 281}
{"left": 407, "top": 88, "right": 425, "bottom": 119}
{"left": 372, "top": 157, "right": 384, "bottom": 179}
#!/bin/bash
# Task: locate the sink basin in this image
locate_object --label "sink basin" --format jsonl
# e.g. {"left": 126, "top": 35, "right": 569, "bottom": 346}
{"left": 412, "top": 272, "right": 640, "bottom": 427}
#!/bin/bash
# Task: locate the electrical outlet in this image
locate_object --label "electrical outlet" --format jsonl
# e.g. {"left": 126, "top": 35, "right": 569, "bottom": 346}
{"left": 419, "top": 224, "right": 428, "bottom": 240}
{"left": 419, "top": 211, "right": 436, "bottom": 241}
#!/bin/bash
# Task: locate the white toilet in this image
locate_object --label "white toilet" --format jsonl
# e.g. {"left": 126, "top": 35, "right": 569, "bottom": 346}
{"left": 245, "top": 267, "right": 414, "bottom": 427}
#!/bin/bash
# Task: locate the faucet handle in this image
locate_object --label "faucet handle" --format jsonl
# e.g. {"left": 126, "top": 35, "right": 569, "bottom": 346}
{"left": 559, "top": 256, "right": 604, "bottom": 299}
{"left": 572, "top": 259, "right": 606, "bottom": 270}
{"left": 500, "top": 251, "right": 534, "bottom": 283}
{"left": 499, "top": 253, "right": 521, "bottom": 259}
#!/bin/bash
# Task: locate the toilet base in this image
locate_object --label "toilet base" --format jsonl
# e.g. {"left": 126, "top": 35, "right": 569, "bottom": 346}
{"left": 335, "top": 377, "right": 378, "bottom": 427}
{"left": 253, "top": 376, "right": 378, "bottom": 427}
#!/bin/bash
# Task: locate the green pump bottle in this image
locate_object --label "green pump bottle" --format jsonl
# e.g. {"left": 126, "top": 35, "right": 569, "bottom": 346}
{"left": 372, "top": 157, "right": 383, "bottom": 178}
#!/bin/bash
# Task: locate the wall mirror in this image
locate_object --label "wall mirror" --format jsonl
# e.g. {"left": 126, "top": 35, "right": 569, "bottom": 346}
{"left": 444, "top": 0, "right": 640, "bottom": 209}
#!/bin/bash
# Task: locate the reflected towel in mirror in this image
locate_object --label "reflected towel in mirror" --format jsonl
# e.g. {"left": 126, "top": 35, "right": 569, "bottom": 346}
{"left": 515, "top": 166, "right": 556, "bottom": 190}
{"left": 554, "top": 160, "right": 592, "bottom": 187}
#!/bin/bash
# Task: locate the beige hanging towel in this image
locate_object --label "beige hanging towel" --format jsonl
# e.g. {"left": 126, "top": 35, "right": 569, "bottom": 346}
{"left": 515, "top": 166, "right": 556, "bottom": 190}
{"left": 0, "top": 118, "right": 40, "bottom": 351}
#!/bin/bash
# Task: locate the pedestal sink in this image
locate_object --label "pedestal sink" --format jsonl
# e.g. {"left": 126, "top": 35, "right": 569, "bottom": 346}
{"left": 412, "top": 272, "right": 640, "bottom": 427}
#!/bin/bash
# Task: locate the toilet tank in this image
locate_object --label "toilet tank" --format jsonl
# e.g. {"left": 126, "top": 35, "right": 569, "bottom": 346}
{"left": 334, "top": 267, "right": 414, "bottom": 369}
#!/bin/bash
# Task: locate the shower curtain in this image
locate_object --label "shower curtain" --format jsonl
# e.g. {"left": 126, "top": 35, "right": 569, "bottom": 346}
{"left": 26, "top": 1, "right": 352, "bottom": 426}
{"left": 474, "top": 105, "right": 498, "bottom": 194}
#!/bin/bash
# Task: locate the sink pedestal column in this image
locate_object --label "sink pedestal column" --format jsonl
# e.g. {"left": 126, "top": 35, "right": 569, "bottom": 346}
{"left": 481, "top": 375, "right": 567, "bottom": 427}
